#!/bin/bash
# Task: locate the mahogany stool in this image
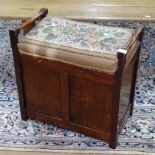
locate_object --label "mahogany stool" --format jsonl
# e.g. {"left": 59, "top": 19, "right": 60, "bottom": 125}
{"left": 9, "top": 8, "right": 143, "bottom": 148}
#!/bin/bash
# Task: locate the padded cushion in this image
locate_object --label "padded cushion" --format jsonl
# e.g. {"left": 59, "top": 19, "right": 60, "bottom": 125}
{"left": 18, "top": 16, "right": 136, "bottom": 74}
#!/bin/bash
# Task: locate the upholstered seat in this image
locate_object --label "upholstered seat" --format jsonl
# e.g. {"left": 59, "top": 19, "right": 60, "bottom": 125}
{"left": 18, "top": 16, "right": 136, "bottom": 74}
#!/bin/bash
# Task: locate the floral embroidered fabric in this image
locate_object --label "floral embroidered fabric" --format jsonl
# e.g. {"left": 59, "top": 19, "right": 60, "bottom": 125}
{"left": 23, "top": 16, "right": 135, "bottom": 55}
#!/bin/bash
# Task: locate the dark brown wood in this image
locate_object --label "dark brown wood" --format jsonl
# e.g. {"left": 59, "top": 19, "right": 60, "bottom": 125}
{"left": 129, "top": 29, "right": 144, "bottom": 115}
{"left": 69, "top": 76, "right": 112, "bottom": 132}
{"left": 117, "top": 50, "right": 138, "bottom": 133}
{"left": 9, "top": 8, "right": 48, "bottom": 120}
{"left": 109, "top": 26, "right": 144, "bottom": 148}
{"left": 20, "top": 53, "right": 114, "bottom": 135}
{"left": 60, "top": 74, "right": 70, "bottom": 122}
{"left": 125, "top": 24, "right": 144, "bottom": 50}
{"left": 20, "top": 54, "right": 115, "bottom": 85}
{"left": 109, "top": 52, "right": 126, "bottom": 149}
{"left": 129, "top": 53, "right": 140, "bottom": 116}
{"left": 9, "top": 8, "right": 144, "bottom": 149}
{"left": 9, "top": 30, "right": 27, "bottom": 120}
{"left": 22, "top": 63, "right": 63, "bottom": 119}
{"left": 15, "top": 8, "right": 48, "bottom": 35}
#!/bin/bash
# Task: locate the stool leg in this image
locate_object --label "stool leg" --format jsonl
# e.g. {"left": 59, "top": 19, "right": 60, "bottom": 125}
{"left": 109, "top": 141, "right": 117, "bottom": 149}
{"left": 21, "top": 113, "right": 28, "bottom": 121}
{"left": 129, "top": 46, "right": 141, "bottom": 116}
{"left": 129, "top": 67, "right": 137, "bottom": 116}
{"left": 129, "top": 100, "right": 134, "bottom": 116}
{"left": 109, "top": 133, "right": 118, "bottom": 149}
{"left": 129, "top": 54, "right": 140, "bottom": 116}
{"left": 9, "top": 30, "right": 27, "bottom": 122}
{"left": 109, "top": 52, "right": 125, "bottom": 149}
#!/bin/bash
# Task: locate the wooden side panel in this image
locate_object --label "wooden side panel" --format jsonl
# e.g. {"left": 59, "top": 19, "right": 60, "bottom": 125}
{"left": 69, "top": 76, "right": 112, "bottom": 133}
{"left": 118, "top": 49, "right": 138, "bottom": 130}
{"left": 118, "top": 66, "right": 133, "bottom": 123}
{"left": 21, "top": 63, "right": 63, "bottom": 119}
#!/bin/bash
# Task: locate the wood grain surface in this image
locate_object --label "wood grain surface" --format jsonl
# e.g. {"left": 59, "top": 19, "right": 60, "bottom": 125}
{"left": 1, "top": 0, "right": 155, "bottom": 21}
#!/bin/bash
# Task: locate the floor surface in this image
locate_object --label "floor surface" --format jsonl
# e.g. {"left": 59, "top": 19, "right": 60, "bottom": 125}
{"left": 0, "top": 150, "right": 153, "bottom": 155}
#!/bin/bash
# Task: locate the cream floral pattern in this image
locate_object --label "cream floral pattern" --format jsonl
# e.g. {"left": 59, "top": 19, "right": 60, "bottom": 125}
{"left": 24, "top": 16, "right": 135, "bottom": 55}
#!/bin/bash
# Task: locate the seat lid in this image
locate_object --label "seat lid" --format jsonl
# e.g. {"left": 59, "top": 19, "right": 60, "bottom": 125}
{"left": 22, "top": 16, "right": 136, "bottom": 55}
